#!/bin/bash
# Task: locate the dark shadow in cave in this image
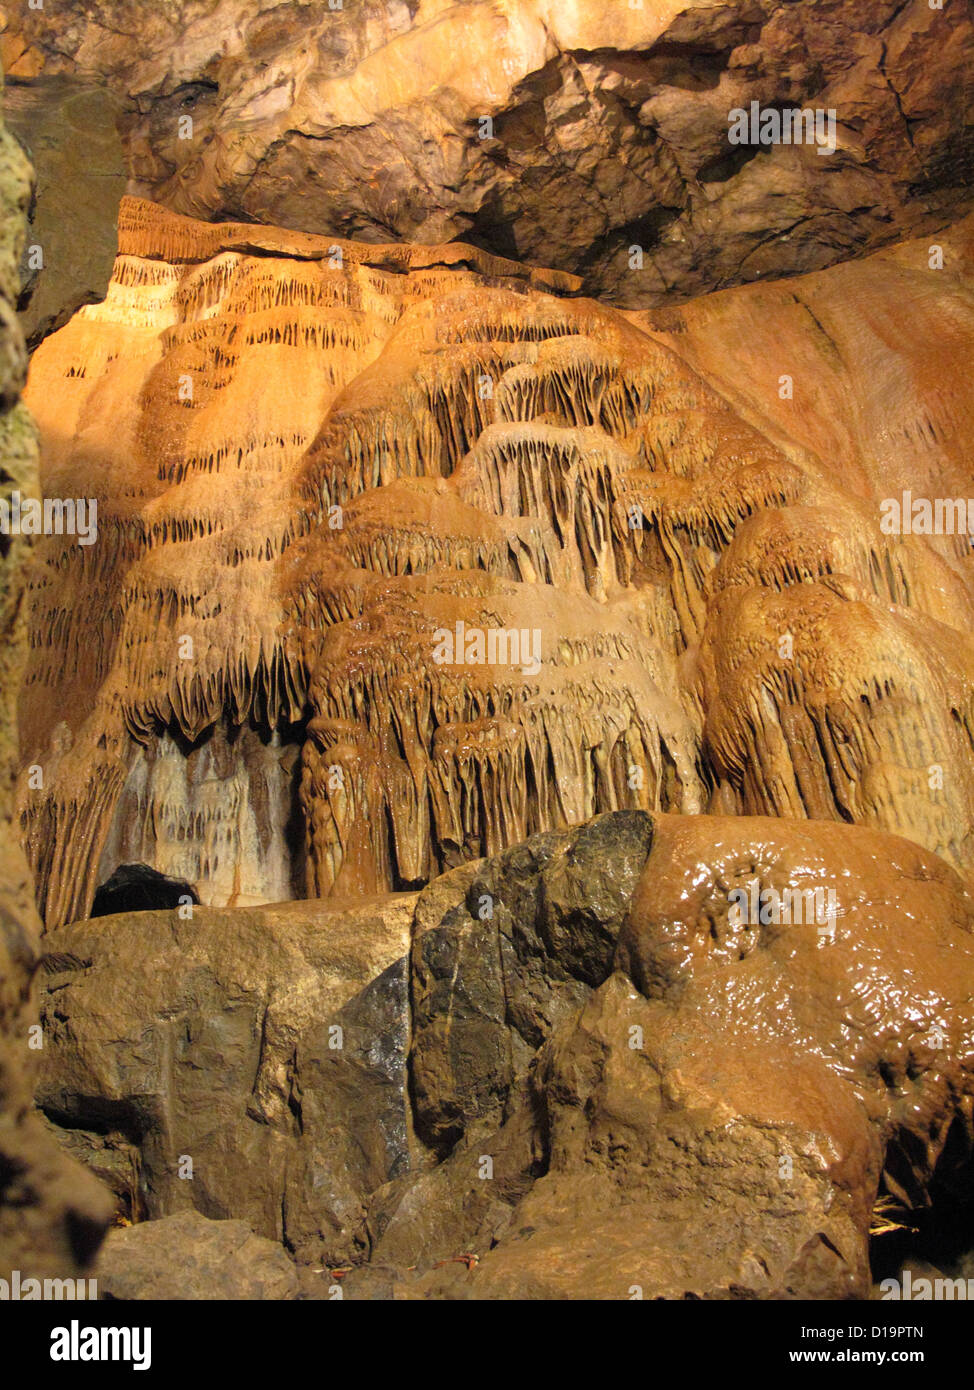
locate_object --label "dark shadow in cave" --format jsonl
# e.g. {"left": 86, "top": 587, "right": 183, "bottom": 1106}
{"left": 90, "top": 863, "right": 200, "bottom": 918}
{"left": 870, "top": 1115, "right": 974, "bottom": 1286}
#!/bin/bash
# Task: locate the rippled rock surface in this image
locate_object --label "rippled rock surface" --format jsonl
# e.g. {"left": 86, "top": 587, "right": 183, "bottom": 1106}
{"left": 18, "top": 199, "right": 974, "bottom": 929}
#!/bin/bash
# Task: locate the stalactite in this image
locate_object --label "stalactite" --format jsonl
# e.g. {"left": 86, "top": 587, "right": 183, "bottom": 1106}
{"left": 18, "top": 198, "right": 974, "bottom": 923}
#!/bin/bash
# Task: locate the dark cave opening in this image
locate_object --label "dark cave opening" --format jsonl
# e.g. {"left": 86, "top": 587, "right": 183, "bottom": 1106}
{"left": 90, "top": 863, "right": 200, "bottom": 918}
{"left": 870, "top": 1116, "right": 974, "bottom": 1288}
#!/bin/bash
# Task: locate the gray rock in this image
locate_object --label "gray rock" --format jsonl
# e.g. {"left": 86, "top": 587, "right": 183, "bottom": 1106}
{"left": 38, "top": 894, "right": 418, "bottom": 1268}
{"left": 4, "top": 81, "right": 126, "bottom": 350}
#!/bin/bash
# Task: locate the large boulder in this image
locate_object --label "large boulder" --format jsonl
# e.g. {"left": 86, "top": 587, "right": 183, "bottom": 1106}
{"left": 38, "top": 893, "right": 417, "bottom": 1268}
{"left": 35, "top": 812, "right": 974, "bottom": 1298}
{"left": 369, "top": 815, "right": 974, "bottom": 1299}
{"left": 96, "top": 1210, "right": 300, "bottom": 1300}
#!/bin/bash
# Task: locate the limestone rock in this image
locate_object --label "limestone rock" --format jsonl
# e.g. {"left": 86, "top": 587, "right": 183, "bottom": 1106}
{"left": 3, "top": 80, "right": 127, "bottom": 349}
{"left": 4, "top": 5, "right": 974, "bottom": 1302}
{"left": 0, "top": 75, "right": 113, "bottom": 1289}
{"left": 97, "top": 1210, "right": 300, "bottom": 1300}
{"left": 18, "top": 199, "right": 974, "bottom": 930}
{"left": 34, "top": 812, "right": 974, "bottom": 1299}
{"left": 371, "top": 813, "right": 974, "bottom": 1299}
{"left": 408, "top": 811, "right": 653, "bottom": 1155}
{"left": 37, "top": 893, "right": 416, "bottom": 1267}
{"left": 2, "top": 2, "right": 972, "bottom": 307}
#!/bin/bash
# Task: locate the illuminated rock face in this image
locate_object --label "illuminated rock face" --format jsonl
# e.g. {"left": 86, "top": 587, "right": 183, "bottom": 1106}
{"left": 6, "top": 6, "right": 974, "bottom": 1301}
{"left": 19, "top": 198, "right": 974, "bottom": 927}
{"left": 2, "top": 1, "right": 972, "bottom": 307}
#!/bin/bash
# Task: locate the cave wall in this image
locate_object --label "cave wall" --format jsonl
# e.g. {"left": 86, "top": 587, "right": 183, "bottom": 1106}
{"left": 16, "top": 196, "right": 974, "bottom": 926}
{"left": 1, "top": 1, "right": 971, "bottom": 307}
{"left": 0, "top": 75, "right": 110, "bottom": 1285}
{"left": 2, "top": 0, "right": 974, "bottom": 1305}
{"left": 97, "top": 721, "right": 303, "bottom": 906}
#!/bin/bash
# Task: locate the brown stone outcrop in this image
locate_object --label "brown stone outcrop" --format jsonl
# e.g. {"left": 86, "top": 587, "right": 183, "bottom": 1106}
{"left": 33, "top": 812, "right": 974, "bottom": 1299}
{"left": 18, "top": 198, "right": 974, "bottom": 929}
{"left": 2, "top": 1, "right": 971, "bottom": 307}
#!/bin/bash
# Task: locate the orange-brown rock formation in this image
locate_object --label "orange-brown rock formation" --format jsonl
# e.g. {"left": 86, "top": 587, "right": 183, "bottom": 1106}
{"left": 5, "top": 0, "right": 974, "bottom": 1318}
{"left": 17, "top": 198, "right": 974, "bottom": 930}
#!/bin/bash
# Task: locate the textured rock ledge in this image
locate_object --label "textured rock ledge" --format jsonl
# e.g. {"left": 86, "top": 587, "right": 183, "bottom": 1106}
{"left": 37, "top": 812, "right": 974, "bottom": 1300}
{"left": 2, "top": 1, "right": 972, "bottom": 307}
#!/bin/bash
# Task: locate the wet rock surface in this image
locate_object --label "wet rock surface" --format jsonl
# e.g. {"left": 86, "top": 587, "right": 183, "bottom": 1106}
{"left": 34, "top": 812, "right": 974, "bottom": 1299}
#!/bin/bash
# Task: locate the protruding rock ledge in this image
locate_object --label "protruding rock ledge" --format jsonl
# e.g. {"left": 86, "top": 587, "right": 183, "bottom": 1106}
{"left": 35, "top": 812, "right": 974, "bottom": 1300}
